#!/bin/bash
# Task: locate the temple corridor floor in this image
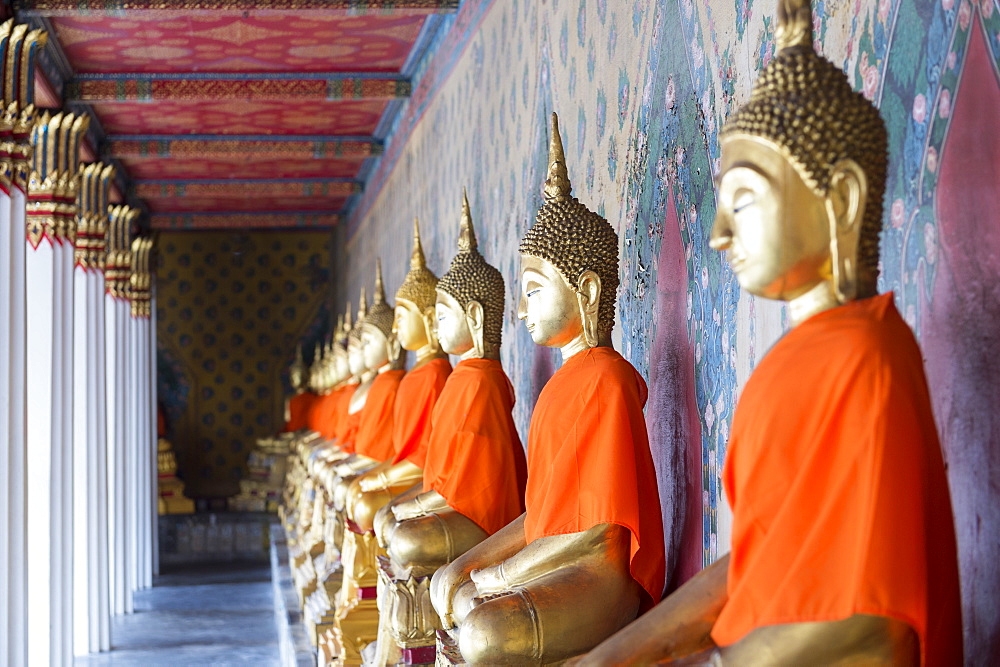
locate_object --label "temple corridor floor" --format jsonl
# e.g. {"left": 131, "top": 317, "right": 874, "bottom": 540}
{"left": 75, "top": 562, "right": 280, "bottom": 665}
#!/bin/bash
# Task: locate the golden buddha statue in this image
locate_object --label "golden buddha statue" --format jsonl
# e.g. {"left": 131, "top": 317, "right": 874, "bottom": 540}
{"left": 431, "top": 114, "right": 664, "bottom": 665}
{"left": 366, "top": 192, "right": 527, "bottom": 663}
{"left": 574, "top": 0, "right": 962, "bottom": 664}
{"left": 347, "top": 220, "right": 450, "bottom": 535}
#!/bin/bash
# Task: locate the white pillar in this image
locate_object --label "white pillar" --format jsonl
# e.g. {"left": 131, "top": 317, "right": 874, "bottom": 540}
{"left": 25, "top": 221, "right": 55, "bottom": 667}
{"left": 150, "top": 285, "right": 159, "bottom": 578}
{"left": 8, "top": 182, "right": 28, "bottom": 667}
{"left": 106, "top": 289, "right": 123, "bottom": 616}
{"left": 72, "top": 256, "right": 89, "bottom": 657}
{"left": 95, "top": 265, "right": 111, "bottom": 649}
{"left": 57, "top": 223, "right": 75, "bottom": 667}
{"left": 0, "top": 172, "right": 12, "bottom": 667}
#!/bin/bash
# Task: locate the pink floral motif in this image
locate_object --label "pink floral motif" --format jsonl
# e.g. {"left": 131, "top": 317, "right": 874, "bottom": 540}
{"left": 926, "top": 146, "right": 939, "bottom": 173}
{"left": 939, "top": 88, "right": 951, "bottom": 118}
{"left": 878, "top": 0, "right": 892, "bottom": 22}
{"left": 692, "top": 40, "right": 704, "bottom": 69}
{"left": 891, "top": 198, "right": 906, "bottom": 228}
{"left": 958, "top": 0, "right": 972, "bottom": 29}
{"left": 983, "top": 0, "right": 995, "bottom": 19}
{"left": 943, "top": 0, "right": 955, "bottom": 10}
{"left": 913, "top": 93, "right": 927, "bottom": 123}
{"left": 924, "top": 223, "right": 938, "bottom": 264}
{"left": 863, "top": 64, "right": 879, "bottom": 100}
{"left": 675, "top": 145, "right": 686, "bottom": 166}
{"left": 947, "top": 51, "right": 958, "bottom": 69}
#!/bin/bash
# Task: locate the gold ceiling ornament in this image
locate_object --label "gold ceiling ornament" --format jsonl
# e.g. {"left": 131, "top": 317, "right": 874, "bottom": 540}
{"left": 76, "top": 162, "right": 116, "bottom": 269}
{"left": 348, "top": 287, "right": 368, "bottom": 342}
{"left": 26, "top": 111, "right": 88, "bottom": 248}
{"left": 364, "top": 257, "right": 395, "bottom": 339}
{"left": 9, "top": 25, "right": 47, "bottom": 194}
{"left": 436, "top": 188, "right": 505, "bottom": 347}
{"left": 395, "top": 218, "right": 438, "bottom": 312}
{"left": 520, "top": 112, "right": 621, "bottom": 339}
{"left": 106, "top": 204, "right": 139, "bottom": 298}
{"left": 721, "top": 0, "right": 888, "bottom": 286}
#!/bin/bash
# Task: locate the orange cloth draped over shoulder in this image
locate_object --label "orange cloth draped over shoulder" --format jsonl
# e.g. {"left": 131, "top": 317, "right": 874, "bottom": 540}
{"left": 523, "top": 347, "right": 665, "bottom": 608}
{"left": 711, "top": 294, "right": 962, "bottom": 666}
{"left": 309, "top": 388, "right": 340, "bottom": 439}
{"left": 354, "top": 370, "right": 406, "bottom": 461}
{"left": 284, "top": 391, "right": 317, "bottom": 432}
{"left": 336, "top": 383, "right": 361, "bottom": 453}
{"left": 392, "top": 358, "right": 452, "bottom": 466}
{"left": 422, "top": 358, "right": 526, "bottom": 535}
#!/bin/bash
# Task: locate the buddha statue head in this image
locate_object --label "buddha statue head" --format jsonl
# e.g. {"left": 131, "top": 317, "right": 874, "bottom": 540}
{"left": 393, "top": 219, "right": 441, "bottom": 355}
{"left": 308, "top": 342, "right": 324, "bottom": 393}
{"left": 362, "top": 259, "right": 402, "bottom": 371}
{"left": 435, "top": 190, "right": 505, "bottom": 360}
{"left": 289, "top": 344, "right": 307, "bottom": 393}
{"left": 710, "top": 0, "right": 887, "bottom": 321}
{"left": 518, "top": 112, "right": 620, "bottom": 354}
{"left": 347, "top": 290, "right": 368, "bottom": 379}
{"left": 332, "top": 309, "right": 352, "bottom": 386}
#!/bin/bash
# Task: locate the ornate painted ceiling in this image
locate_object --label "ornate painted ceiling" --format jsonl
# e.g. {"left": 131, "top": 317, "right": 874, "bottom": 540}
{"left": 11, "top": 0, "right": 460, "bottom": 230}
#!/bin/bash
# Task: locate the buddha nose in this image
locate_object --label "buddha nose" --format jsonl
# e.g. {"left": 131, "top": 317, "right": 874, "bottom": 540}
{"left": 709, "top": 211, "right": 733, "bottom": 251}
{"left": 516, "top": 292, "right": 527, "bottom": 320}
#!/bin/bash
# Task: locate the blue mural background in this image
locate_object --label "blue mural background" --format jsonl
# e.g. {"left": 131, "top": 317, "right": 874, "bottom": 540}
{"left": 339, "top": 0, "right": 999, "bottom": 657}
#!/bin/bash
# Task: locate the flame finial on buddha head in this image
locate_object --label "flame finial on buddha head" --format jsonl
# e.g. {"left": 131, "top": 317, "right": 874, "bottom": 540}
{"left": 436, "top": 189, "right": 506, "bottom": 349}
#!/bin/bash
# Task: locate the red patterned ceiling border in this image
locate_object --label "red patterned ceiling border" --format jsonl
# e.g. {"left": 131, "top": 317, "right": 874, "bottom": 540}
{"left": 109, "top": 138, "right": 382, "bottom": 159}
{"left": 150, "top": 212, "right": 340, "bottom": 230}
{"left": 16, "top": 0, "right": 459, "bottom": 14}
{"left": 68, "top": 78, "right": 411, "bottom": 102}
{"left": 136, "top": 180, "right": 361, "bottom": 198}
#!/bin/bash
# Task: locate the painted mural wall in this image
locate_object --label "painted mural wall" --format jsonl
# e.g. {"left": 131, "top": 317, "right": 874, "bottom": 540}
{"left": 339, "top": 0, "right": 999, "bottom": 658}
{"left": 156, "top": 231, "right": 331, "bottom": 499}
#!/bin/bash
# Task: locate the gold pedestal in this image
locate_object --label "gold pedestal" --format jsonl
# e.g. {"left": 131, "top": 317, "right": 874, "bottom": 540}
{"left": 373, "top": 557, "right": 441, "bottom": 665}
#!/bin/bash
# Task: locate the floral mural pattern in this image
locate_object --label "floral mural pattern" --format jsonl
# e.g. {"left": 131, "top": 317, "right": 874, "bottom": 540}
{"left": 340, "top": 0, "right": 999, "bottom": 656}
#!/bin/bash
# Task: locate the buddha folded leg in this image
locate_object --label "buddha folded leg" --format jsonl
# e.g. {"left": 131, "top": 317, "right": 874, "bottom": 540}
{"left": 388, "top": 509, "right": 487, "bottom": 579}
{"left": 458, "top": 560, "right": 640, "bottom": 665}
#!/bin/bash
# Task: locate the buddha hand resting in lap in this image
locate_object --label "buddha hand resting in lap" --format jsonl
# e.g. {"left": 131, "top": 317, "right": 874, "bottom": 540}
{"left": 573, "top": 0, "right": 962, "bottom": 664}
{"left": 380, "top": 191, "right": 526, "bottom": 579}
{"left": 430, "top": 113, "right": 666, "bottom": 665}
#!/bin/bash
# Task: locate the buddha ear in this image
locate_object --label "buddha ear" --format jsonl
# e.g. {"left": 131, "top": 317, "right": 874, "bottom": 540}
{"left": 387, "top": 334, "right": 402, "bottom": 366}
{"left": 576, "top": 270, "right": 602, "bottom": 348}
{"left": 420, "top": 305, "right": 440, "bottom": 353}
{"left": 465, "top": 300, "right": 485, "bottom": 357}
{"left": 826, "top": 159, "right": 867, "bottom": 304}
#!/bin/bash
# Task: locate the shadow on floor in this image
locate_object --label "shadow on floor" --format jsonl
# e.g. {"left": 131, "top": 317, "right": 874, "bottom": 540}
{"left": 75, "top": 562, "right": 280, "bottom": 666}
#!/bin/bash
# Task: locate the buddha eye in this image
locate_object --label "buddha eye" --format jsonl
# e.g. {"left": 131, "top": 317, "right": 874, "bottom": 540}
{"left": 733, "top": 189, "right": 755, "bottom": 214}
{"left": 527, "top": 288, "right": 540, "bottom": 298}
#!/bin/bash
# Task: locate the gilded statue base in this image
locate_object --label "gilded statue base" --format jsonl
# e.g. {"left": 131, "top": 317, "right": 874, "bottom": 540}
{"left": 372, "top": 556, "right": 441, "bottom": 665}
{"left": 435, "top": 629, "right": 463, "bottom": 666}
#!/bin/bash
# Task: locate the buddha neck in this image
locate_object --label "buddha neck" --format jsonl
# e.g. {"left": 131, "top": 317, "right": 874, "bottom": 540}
{"left": 412, "top": 343, "right": 447, "bottom": 369}
{"left": 788, "top": 281, "right": 839, "bottom": 327}
{"left": 460, "top": 341, "right": 500, "bottom": 362}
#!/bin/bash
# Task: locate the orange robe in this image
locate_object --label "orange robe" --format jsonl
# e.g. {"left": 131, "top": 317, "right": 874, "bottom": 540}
{"left": 711, "top": 294, "right": 962, "bottom": 665}
{"left": 354, "top": 370, "right": 406, "bottom": 462}
{"left": 284, "top": 391, "right": 317, "bottom": 432}
{"left": 523, "top": 347, "right": 665, "bottom": 608}
{"left": 422, "top": 358, "right": 526, "bottom": 535}
{"left": 310, "top": 389, "right": 341, "bottom": 439}
{"left": 335, "top": 383, "right": 361, "bottom": 453}
{"left": 392, "top": 358, "right": 452, "bottom": 466}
